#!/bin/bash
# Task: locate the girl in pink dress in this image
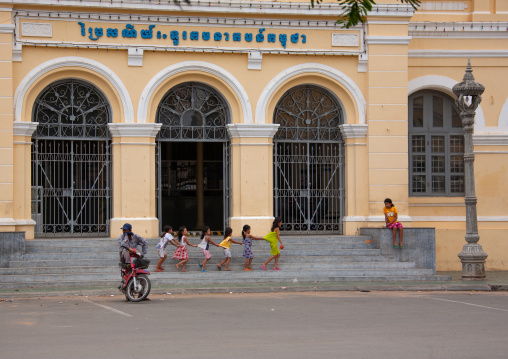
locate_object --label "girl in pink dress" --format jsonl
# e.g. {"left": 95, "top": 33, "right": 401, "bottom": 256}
{"left": 172, "top": 226, "right": 198, "bottom": 272}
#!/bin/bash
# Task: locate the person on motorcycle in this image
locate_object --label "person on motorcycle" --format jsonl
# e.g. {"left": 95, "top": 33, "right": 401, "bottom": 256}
{"left": 118, "top": 223, "right": 148, "bottom": 272}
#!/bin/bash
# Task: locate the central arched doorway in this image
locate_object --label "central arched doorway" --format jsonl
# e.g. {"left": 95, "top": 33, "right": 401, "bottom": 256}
{"left": 273, "top": 84, "right": 345, "bottom": 234}
{"left": 31, "top": 79, "right": 112, "bottom": 237}
{"left": 155, "top": 82, "right": 231, "bottom": 232}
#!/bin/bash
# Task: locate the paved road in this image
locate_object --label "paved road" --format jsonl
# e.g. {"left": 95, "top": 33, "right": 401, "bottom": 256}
{"left": 2, "top": 291, "right": 508, "bottom": 359}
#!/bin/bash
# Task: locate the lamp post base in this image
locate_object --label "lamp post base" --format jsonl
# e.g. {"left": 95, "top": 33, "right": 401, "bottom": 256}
{"left": 458, "top": 243, "right": 488, "bottom": 280}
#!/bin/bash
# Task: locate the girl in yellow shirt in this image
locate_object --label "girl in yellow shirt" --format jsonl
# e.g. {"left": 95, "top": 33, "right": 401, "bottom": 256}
{"left": 383, "top": 198, "right": 404, "bottom": 249}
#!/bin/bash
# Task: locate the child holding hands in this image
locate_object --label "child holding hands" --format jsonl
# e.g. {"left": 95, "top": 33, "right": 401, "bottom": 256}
{"left": 260, "top": 217, "right": 284, "bottom": 271}
{"left": 217, "top": 227, "right": 243, "bottom": 271}
{"left": 155, "top": 225, "right": 182, "bottom": 272}
{"left": 197, "top": 226, "right": 220, "bottom": 272}
{"left": 172, "top": 225, "right": 198, "bottom": 272}
{"left": 241, "top": 224, "right": 265, "bottom": 271}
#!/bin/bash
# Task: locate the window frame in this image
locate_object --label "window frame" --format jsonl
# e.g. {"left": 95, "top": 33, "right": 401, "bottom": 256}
{"left": 408, "top": 90, "right": 465, "bottom": 197}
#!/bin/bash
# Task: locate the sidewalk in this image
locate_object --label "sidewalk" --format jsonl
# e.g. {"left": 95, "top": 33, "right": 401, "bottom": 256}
{"left": 1, "top": 271, "right": 507, "bottom": 299}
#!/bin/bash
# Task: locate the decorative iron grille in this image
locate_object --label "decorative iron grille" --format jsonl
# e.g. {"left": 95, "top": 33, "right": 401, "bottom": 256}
{"left": 274, "top": 85, "right": 343, "bottom": 142}
{"left": 31, "top": 79, "right": 112, "bottom": 237}
{"left": 156, "top": 82, "right": 229, "bottom": 141}
{"left": 273, "top": 85, "right": 345, "bottom": 234}
{"left": 32, "top": 79, "right": 111, "bottom": 139}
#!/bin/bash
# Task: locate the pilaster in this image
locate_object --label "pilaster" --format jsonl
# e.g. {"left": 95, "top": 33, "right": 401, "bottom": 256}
{"left": 365, "top": 17, "right": 412, "bottom": 225}
{"left": 226, "top": 124, "right": 279, "bottom": 236}
{"left": 108, "top": 123, "right": 162, "bottom": 238}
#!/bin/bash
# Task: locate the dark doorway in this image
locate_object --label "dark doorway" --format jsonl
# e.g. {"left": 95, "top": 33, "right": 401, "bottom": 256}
{"left": 158, "top": 141, "right": 225, "bottom": 231}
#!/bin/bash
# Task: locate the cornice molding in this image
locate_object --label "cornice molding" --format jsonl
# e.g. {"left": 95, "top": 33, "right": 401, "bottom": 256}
{"left": 409, "top": 50, "right": 508, "bottom": 58}
{"left": 0, "top": 24, "right": 14, "bottom": 33}
{"left": 366, "top": 36, "right": 412, "bottom": 45}
{"left": 226, "top": 124, "right": 279, "bottom": 138}
{"left": 108, "top": 123, "right": 162, "bottom": 138}
{"left": 13, "top": 121, "right": 38, "bottom": 137}
{"left": 339, "top": 124, "right": 368, "bottom": 139}
{"left": 473, "top": 133, "right": 508, "bottom": 146}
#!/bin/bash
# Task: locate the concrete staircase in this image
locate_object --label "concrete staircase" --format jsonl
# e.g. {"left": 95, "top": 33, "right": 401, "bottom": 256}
{"left": 0, "top": 234, "right": 451, "bottom": 289}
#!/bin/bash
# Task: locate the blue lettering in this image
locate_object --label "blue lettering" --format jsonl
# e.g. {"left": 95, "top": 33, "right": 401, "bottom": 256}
{"left": 214, "top": 32, "right": 222, "bottom": 41}
{"left": 190, "top": 31, "right": 199, "bottom": 40}
{"left": 233, "top": 33, "right": 241, "bottom": 42}
{"left": 279, "top": 34, "right": 287, "bottom": 48}
{"left": 267, "top": 33, "right": 276, "bottom": 43}
{"left": 170, "top": 31, "right": 179, "bottom": 45}
{"left": 107, "top": 28, "right": 118, "bottom": 38}
{"left": 122, "top": 24, "right": 137, "bottom": 38}
{"left": 202, "top": 32, "right": 210, "bottom": 41}
{"left": 88, "top": 27, "right": 101, "bottom": 41}
{"left": 224, "top": 32, "right": 229, "bottom": 41}
{"left": 301, "top": 34, "right": 306, "bottom": 43}
{"left": 141, "top": 25, "right": 155, "bottom": 39}
{"left": 291, "top": 33, "right": 299, "bottom": 44}
{"left": 256, "top": 28, "right": 265, "bottom": 43}
{"left": 245, "top": 33, "right": 253, "bottom": 42}
{"left": 182, "top": 31, "right": 187, "bottom": 40}
{"left": 163, "top": 34, "right": 167, "bottom": 39}
{"left": 78, "top": 22, "right": 85, "bottom": 36}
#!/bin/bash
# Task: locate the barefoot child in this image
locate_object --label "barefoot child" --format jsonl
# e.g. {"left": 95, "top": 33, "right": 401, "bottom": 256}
{"left": 242, "top": 224, "right": 264, "bottom": 271}
{"left": 197, "top": 226, "right": 220, "bottom": 272}
{"left": 172, "top": 226, "right": 198, "bottom": 272}
{"left": 260, "top": 217, "right": 284, "bottom": 271}
{"left": 383, "top": 198, "right": 404, "bottom": 249}
{"left": 155, "top": 225, "right": 182, "bottom": 272}
{"left": 217, "top": 227, "right": 242, "bottom": 271}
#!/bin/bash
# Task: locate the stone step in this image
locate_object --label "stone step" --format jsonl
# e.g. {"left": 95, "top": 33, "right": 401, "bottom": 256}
{"left": 23, "top": 242, "right": 378, "bottom": 253}
{"left": 24, "top": 235, "right": 374, "bottom": 247}
{"left": 0, "top": 268, "right": 439, "bottom": 285}
{"left": 0, "top": 261, "right": 417, "bottom": 275}
{"left": 21, "top": 248, "right": 383, "bottom": 260}
{"left": 8, "top": 254, "right": 398, "bottom": 268}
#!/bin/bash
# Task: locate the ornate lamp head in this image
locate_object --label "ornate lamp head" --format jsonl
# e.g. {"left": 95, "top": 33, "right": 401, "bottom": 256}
{"left": 452, "top": 59, "right": 485, "bottom": 112}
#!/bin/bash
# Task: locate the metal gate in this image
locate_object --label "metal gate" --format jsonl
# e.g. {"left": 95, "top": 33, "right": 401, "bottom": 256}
{"left": 31, "top": 79, "right": 112, "bottom": 237}
{"left": 155, "top": 82, "right": 231, "bottom": 231}
{"left": 31, "top": 140, "right": 111, "bottom": 237}
{"left": 273, "top": 85, "right": 345, "bottom": 233}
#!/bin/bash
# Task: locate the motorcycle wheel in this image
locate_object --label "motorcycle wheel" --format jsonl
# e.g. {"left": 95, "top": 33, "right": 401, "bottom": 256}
{"left": 126, "top": 274, "right": 151, "bottom": 302}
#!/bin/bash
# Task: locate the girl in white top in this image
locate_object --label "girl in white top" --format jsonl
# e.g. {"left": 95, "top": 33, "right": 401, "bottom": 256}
{"left": 197, "top": 226, "right": 220, "bottom": 272}
{"left": 155, "top": 225, "right": 181, "bottom": 272}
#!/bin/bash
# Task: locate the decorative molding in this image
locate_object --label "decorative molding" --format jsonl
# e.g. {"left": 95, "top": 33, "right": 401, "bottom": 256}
{"left": 357, "top": 53, "right": 368, "bottom": 73}
{"left": 0, "top": 218, "right": 36, "bottom": 226}
{"left": 344, "top": 215, "right": 413, "bottom": 222}
{"left": 409, "top": 50, "right": 508, "bottom": 58}
{"left": 408, "top": 75, "right": 486, "bottom": 131}
{"left": 420, "top": 2, "right": 467, "bottom": 11}
{"left": 137, "top": 61, "right": 252, "bottom": 124}
{"left": 339, "top": 124, "right": 368, "bottom": 139}
{"left": 0, "top": 24, "right": 15, "bottom": 34}
{"left": 13, "top": 121, "right": 38, "bottom": 137}
{"left": 127, "top": 47, "right": 143, "bottom": 67}
{"left": 365, "top": 36, "right": 411, "bottom": 45}
{"left": 13, "top": 57, "right": 134, "bottom": 123}
{"left": 9, "top": 2, "right": 413, "bottom": 17}
{"left": 473, "top": 134, "right": 508, "bottom": 146}
{"left": 108, "top": 123, "right": 162, "bottom": 138}
{"left": 256, "top": 63, "right": 366, "bottom": 125}
{"left": 226, "top": 124, "right": 279, "bottom": 138}
{"left": 248, "top": 51, "right": 262, "bottom": 71}
{"left": 21, "top": 22, "right": 52, "bottom": 37}
{"left": 497, "top": 98, "right": 508, "bottom": 130}
{"left": 12, "top": 43, "right": 22, "bottom": 62}
{"left": 332, "top": 33, "right": 359, "bottom": 47}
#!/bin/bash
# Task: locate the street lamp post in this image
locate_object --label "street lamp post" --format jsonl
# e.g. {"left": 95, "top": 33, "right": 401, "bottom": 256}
{"left": 452, "top": 59, "right": 488, "bottom": 280}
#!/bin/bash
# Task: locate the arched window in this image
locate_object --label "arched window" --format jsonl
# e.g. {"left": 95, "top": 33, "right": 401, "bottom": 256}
{"left": 409, "top": 91, "right": 464, "bottom": 196}
{"left": 156, "top": 82, "right": 230, "bottom": 141}
{"left": 32, "top": 79, "right": 110, "bottom": 139}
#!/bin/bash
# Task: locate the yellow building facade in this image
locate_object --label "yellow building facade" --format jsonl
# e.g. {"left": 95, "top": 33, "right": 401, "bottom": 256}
{"left": 0, "top": 0, "right": 507, "bottom": 271}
